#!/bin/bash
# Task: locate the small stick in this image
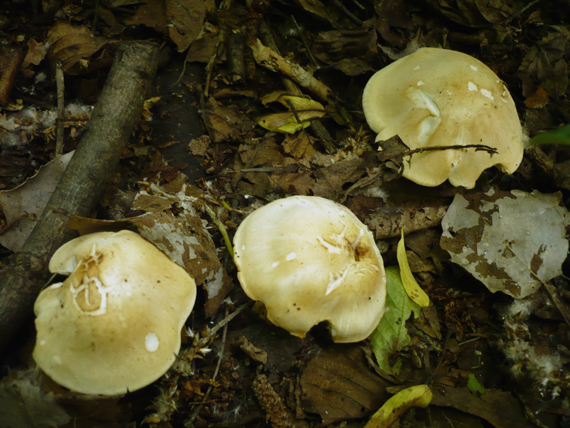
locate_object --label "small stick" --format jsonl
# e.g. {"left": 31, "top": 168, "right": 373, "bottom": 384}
{"left": 347, "top": 0, "right": 366, "bottom": 10}
{"left": 330, "top": 0, "right": 363, "bottom": 26}
{"left": 0, "top": 42, "right": 160, "bottom": 355}
{"left": 251, "top": 39, "right": 332, "bottom": 102}
{"left": 290, "top": 15, "right": 318, "bottom": 68}
{"left": 205, "top": 29, "right": 227, "bottom": 97}
{"left": 0, "top": 49, "right": 25, "bottom": 106}
{"left": 55, "top": 60, "right": 65, "bottom": 156}
{"left": 185, "top": 306, "right": 232, "bottom": 426}
{"left": 258, "top": 21, "right": 335, "bottom": 152}
{"left": 203, "top": 203, "right": 234, "bottom": 259}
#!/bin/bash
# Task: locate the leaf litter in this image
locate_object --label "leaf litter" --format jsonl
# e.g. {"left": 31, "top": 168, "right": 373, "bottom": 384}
{"left": 1, "top": 0, "right": 570, "bottom": 427}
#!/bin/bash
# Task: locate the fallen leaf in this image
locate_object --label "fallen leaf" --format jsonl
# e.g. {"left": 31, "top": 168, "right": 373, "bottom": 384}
{"left": 0, "top": 370, "right": 70, "bottom": 428}
{"left": 166, "top": 0, "right": 206, "bottom": 52}
{"left": 46, "top": 23, "right": 117, "bottom": 74}
{"left": 371, "top": 266, "right": 421, "bottom": 374}
{"left": 256, "top": 95, "right": 326, "bottom": 134}
{"left": 530, "top": 123, "right": 570, "bottom": 146}
{"left": 202, "top": 96, "right": 256, "bottom": 142}
{"left": 430, "top": 387, "right": 534, "bottom": 428}
{"left": 300, "top": 345, "right": 389, "bottom": 424}
{"left": 397, "top": 229, "right": 430, "bottom": 307}
{"left": 467, "top": 374, "right": 485, "bottom": 396}
{"left": 441, "top": 189, "right": 570, "bottom": 298}
{"left": 124, "top": 0, "right": 167, "bottom": 33}
{"left": 364, "top": 384, "right": 432, "bottom": 428}
{"left": 0, "top": 152, "right": 74, "bottom": 251}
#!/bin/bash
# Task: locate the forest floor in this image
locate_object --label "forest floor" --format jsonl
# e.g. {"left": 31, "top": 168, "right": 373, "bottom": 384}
{"left": 1, "top": 1, "right": 570, "bottom": 427}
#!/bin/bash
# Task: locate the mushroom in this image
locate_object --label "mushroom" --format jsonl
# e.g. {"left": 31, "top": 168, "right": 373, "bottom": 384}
{"left": 233, "top": 195, "right": 386, "bottom": 343}
{"left": 362, "top": 47, "right": 524, "bottom": 188}
{"left": 33, "top": 230, "right": 196, "bottom": 396}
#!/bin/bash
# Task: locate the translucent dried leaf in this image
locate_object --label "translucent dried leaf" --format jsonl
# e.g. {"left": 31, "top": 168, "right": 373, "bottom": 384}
{"left": 441, "top": 189, "right": 570, "bottom": 298}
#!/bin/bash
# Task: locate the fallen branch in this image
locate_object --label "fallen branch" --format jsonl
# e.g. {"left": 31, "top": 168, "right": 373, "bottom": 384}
{"left": 0, "top": 41, "right": 159, "bottom": 355}
{"left": 251, "top": 38, "right": 332, "bottom": 102}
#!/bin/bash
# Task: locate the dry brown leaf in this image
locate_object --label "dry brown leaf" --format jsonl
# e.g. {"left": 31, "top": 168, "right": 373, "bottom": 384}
{"left": 124, "top": 0, "right": 167, "bottom": 33}
{"left": 166, "top": 0, "right": 207, "bottom": 52}
{"left": 202, "top": 96, "right": 256, "bottom": 142}
{"left": 300, "top": 346, "right": 388, "bottom": 424}
{"left": 431, "top": 387, "right": 534, "bottom": 428}
{"left": 46, "top": 23, "right": 117, "bottom": 74}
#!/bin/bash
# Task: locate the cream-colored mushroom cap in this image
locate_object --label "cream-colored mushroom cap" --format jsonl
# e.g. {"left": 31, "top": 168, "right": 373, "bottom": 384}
{"left": 362, "top": 47, "right": 524, "bottom": 188}
{"left": 33, "top": 230, "right": 196, "bottom": 396}
{"left": 233, "top": 196, "right": 386, "bottom": 343}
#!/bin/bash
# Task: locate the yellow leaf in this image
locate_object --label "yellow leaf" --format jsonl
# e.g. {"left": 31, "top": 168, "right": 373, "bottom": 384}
{"left": 256, "top": 112, "right": 311, "bottom": 134}
{"left": 397, "top": 229, "right": 430, "bottom": 307}
{"left": 257, "top": 94, "right": 326, "bottom": 134}
{"left": 364, "top": 385, "right": 432, "bottom": 428}
{"left": 277, "top": 95, "right": 324, "bottom": 112}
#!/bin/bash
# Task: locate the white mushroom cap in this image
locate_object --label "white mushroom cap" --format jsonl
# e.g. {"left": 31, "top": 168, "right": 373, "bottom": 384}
{"left": 233, "top": 196, "right": 386, "bottom": 343}
{"left": 362, "top": 47, "right": 524, "bottom": 188}
{"left": 33, "top": 230, "right": 196, "bottom": 396}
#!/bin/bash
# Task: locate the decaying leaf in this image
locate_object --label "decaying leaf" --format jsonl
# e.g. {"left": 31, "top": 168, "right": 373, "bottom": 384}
{"left": 66, "top": 181, "right": 232, "bottom": 316}
{"left": 517, "top": 31, "right": 569, "bottom": 99}
{"left": 185, "top": 21, "right": 222, "bottom": 63}
{"left": 128, "top": 184, "right": 232, "bottom": 315}
{"left": 397, "top": 229, "right": 430, "bottom": 307}
{"left": 165, "top": 0, "right": 207, "bottom": 52}
{"left": 364, "top": 385, "right": 432, "bottom": 428}
{"left": 0, "top": 152, "right": 74, "bottom": 251}
{"left": 0, "top": 370, "right": 70, "bottom": 428}
{"left": 431, "top": 387, "right": 534, "bottom": 428}
{"left": 46, "top": 23, "right": 117, "bottom": 74}
{"left": 371, "top": 267, "right": 421, "bottom": 374}
{"left": 295, "top": 0, "right": 336, "bottom": 26}
{"left": 427, "top": 0, "right": 523, "bottom": 27}
{"left": 202, "top": 96, "right": 256, "bottom": 142}
{"left": 310, "top": 29, "right": 377, "bottom": 69}
{"left": 300, "top": 346, "right": 388, "bottom": 424}
{"left": 441, "top": 189, "right": 570, "bottom": 298}
{"left": 123, "top": 0, "right": 167, "bottom": 33}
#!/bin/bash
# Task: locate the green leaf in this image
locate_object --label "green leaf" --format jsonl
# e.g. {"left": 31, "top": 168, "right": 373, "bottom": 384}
{"left": 529, "top": 124, "right": 570, "bottom": 146}
{"left": 467, "top": 374, "right": 485, "bottom": 396}
{"left": 371, "top": 266, "right": 421, "bottom": 374}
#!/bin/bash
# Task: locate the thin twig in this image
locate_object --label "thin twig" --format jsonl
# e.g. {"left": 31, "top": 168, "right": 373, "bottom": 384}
{"left": 55, "top": 60, "right": 65, "bottom": 156}
{"left": 290, "top": 15, "right": 318, "bottom": 68}
{"left": 205, "top": 29, "right": 227, "bottom": 97}
{"left": 185, "top": 306, "right": 232, "bottom": 427}
{"left": 347, "top": 0, "right": 366, "bottom": 10}
{"left": 407, "top": 144, "right": 498, "bottom": 157}
{"left": 231, "top": 142, "right": 264, "bottom": 189}
{"left": 330, "top": 0, "right": 363, "bottom": 26}
{"left": 203, "top": 203, "right": 234, "bottom": 259}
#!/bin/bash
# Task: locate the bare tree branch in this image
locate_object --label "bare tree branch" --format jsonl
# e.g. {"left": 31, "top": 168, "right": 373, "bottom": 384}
{"left": 0, "top": 41, "right": 159, "bottom": 355}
